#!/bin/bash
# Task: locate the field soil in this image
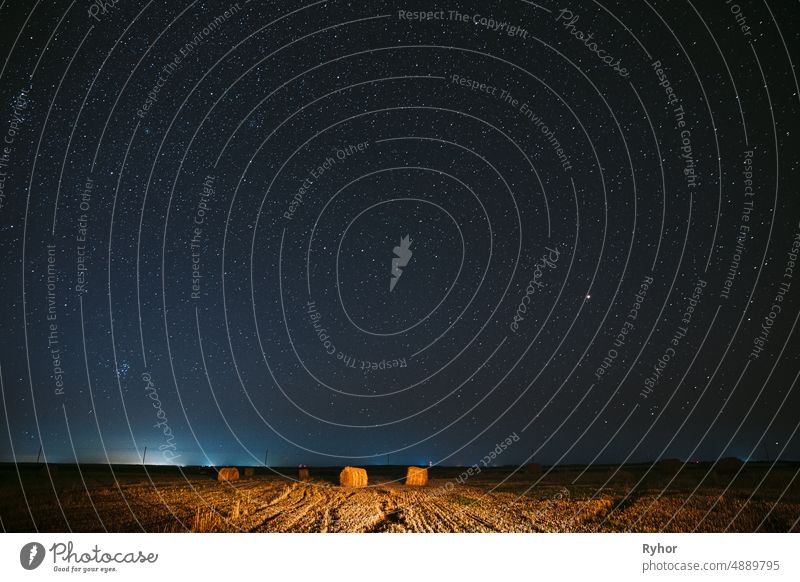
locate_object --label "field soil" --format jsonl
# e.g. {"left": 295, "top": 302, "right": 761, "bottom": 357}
{"left": 1, "top": 463, "right": 798, "bottom": 532}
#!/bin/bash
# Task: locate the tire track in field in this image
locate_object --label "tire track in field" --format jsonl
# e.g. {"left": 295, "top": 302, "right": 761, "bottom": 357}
{"left": 249, "top": 483, "right": 329, "bottom": 532}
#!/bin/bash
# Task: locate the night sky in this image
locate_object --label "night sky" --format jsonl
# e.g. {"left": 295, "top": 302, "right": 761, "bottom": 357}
{"left": 0, "top": 0, "right": 798, "bottom": 469}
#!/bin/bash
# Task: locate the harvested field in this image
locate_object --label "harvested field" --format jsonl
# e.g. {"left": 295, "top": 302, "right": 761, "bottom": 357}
{"left": 1, "top": 463, "right": 798, "bottom": 532}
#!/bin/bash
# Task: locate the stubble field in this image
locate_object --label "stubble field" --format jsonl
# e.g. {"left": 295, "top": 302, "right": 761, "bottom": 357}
{"left": 1, "top": 463, "right": 798, "bottom": 533}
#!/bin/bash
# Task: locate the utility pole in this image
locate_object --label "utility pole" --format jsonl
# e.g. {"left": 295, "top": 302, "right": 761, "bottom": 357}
{"left": 142, "top": 446, "right": 147, "bottom": 466}
{"left": 36, "top": 445, "right": 42, "bottom": 464}
{"left": 264, "top": 449, "right": 269, "bottom": 467}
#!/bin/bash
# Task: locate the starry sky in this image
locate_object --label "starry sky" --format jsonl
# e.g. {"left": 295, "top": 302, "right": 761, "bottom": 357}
{"left": 0, "top": 0, "right": 798, "bottom": 468}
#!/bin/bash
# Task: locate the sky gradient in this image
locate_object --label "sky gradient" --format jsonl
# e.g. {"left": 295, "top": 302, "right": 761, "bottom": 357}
{"left": 0, "top": 0, "right": 798, "bottom": 468}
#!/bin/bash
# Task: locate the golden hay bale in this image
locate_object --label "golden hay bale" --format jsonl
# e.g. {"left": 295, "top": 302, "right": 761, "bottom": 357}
{"left": 217, "top": 467, "right": 239, "bottom": 482}
{"left": 298, "top": 467, "right": 310, "bottom": 481}
{"left": 243, "top": 467, "right": 255, "bottom": 477}
{"left": 339, "top": 466, "right": 367, "bottom": 487}
{"left": 525, "top": 463, "right": 542, "bottom": 478}
{"left": 405, "top": 466, "right": 428, "bottom": 486}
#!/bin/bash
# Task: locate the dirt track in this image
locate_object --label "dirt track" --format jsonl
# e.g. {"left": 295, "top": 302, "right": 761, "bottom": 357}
{"left": 230, "top": 480, "right": 537, "bottom": 532}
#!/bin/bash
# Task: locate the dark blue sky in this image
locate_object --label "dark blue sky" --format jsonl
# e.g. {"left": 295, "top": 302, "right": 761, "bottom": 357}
{"left": 0, "top": 0, "right": 798, "bottom": 468}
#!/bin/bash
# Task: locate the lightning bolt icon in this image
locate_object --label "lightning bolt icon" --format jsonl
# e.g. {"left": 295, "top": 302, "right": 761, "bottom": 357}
{"left": 390, "top": 235, "right": 413, "bottom": 292}
{"left": 28, "top": 545, "right": 38, "bottom": 566}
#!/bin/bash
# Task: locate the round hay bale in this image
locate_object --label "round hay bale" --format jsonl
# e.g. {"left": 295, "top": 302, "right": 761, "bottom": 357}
{"left": 339, "top": 466, "right": 367, "bottom": 487}
{"left": 298, "top": 467, "right": 310, "bottom": 481}
{"left": 405, "top": 466, "right": 428, "bottom": 486}
{"left": 243, "top": 467, "right": 255, "bottom": 477}
{"left": 217, "top": 467, "right": 239, "bottom": 482}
